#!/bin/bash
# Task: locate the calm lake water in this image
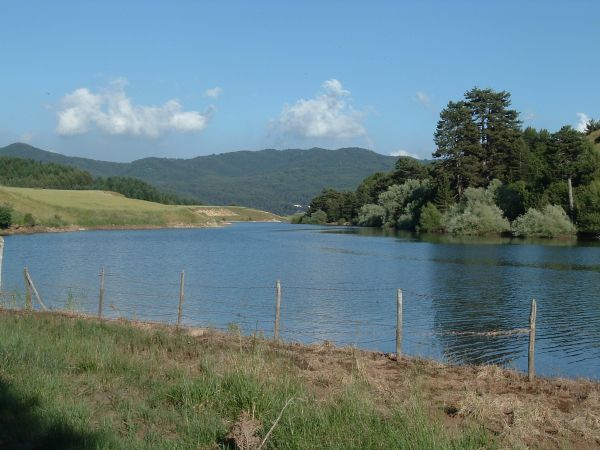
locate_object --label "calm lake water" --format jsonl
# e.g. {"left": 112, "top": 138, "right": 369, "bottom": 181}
{"left": 2, "top": 223, "right": 600, "bottom": 379}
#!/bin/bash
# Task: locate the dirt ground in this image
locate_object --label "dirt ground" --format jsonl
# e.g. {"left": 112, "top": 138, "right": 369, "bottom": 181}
{"left": 274, "top": 341, "right": 600, "bottom": 450}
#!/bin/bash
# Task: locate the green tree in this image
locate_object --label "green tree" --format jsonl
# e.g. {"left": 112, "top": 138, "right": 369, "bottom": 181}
{"left": 390, "top": 157, "right": 428, "bottom": 185}
{"left": 576, "top": 180, "right": 600, "bottom": 235}
{"left": 433, "top": 101, "right": 482, "bottom": 199}
{"left": 418, "top": 202, "right": 443, "bottom": 232}
{"left": 464, "top": 88, "right": 524, "bottom": 182}
{"left": 547, "top": 126, "right": 591, "bottom": 217}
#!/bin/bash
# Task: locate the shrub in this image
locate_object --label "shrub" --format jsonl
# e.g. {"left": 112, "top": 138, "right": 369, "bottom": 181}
{"left": 301, "top": 209, "right": 327, "bottom": 225}
{"left": 443, "top": 181, "right": 510, "bottom": 235}
{"left": 377, "top": 179, "right": 432, "bottom": 230}
{"left": 0, "top": 204, "right": 12, "bottom": 229}
{"left": 444, "top": 202, "right": 510, "bottom": 235}
{"left": 418, "top": 202, "right": 443, "bottom": 232}
{"left": 512, "top": 205, "right": 576, "bottom": 238}
{"left": 357, "top": 204, "right": 385, "bottom": 227}
{"left": 23, "top": 213, "right": 36, "bottom": 227}
{"left": 289, "top": 213, "right": 304, "bottom": 224}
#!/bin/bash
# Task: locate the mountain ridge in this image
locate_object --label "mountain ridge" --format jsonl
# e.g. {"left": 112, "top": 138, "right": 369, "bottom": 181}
{"left": 0, "top": 143, "right": 399, "bottom": 214}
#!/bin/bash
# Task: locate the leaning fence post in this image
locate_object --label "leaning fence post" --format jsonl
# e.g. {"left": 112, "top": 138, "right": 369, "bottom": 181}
{"left": 274, "top": 280, "right": 281, "bottom": 340}
{"left": 528, "top": 298, "right": 537, "bottom": 381}
{"left": 396, "top": 289, "right": 403, "bottom": 359}
{"left": 24, "top": 267, "right": 47, "bottom": 310}
{"left": 98, "top": 267, "right": 105, "bottom": 318}
{"left": 177, "top": 270, "right": 185, "bottom": 327}
{"left": 24, "top": 267, "right": 32, "bottom": 310}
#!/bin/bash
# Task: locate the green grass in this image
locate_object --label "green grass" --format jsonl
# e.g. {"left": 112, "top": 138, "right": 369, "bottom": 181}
{"left": 0, "top": 186, "right": 282, "bottom": 228}
{"left": 0, "top": 312, "right": 492, "bottom": 449}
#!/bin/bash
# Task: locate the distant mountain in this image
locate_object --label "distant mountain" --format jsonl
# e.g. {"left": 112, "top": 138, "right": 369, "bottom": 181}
{"left": 0, "top": 143, "right": 399, "bottom": 214}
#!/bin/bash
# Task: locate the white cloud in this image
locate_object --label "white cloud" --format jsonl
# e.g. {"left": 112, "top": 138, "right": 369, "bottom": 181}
{"left": 390, "top": 149, "right": 420, "bottom": 159}
{"left": 415, "top": 91, "right": 430, "bottom": 106}
{"left": 576, "top": 112, "right": 590, "bottom": 132}
{"left": 56, "top": 80, "right": 212, "bottom": 138}
{"left": 203, "top": 87, "right": 223, "bottom": 99}
{"left": 270, "top": 79, "right": 366, "bottom": 139}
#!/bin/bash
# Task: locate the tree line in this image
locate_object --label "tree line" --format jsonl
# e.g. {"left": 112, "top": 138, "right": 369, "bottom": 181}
{"left": 297, "top": 88, "right": 600, "bottom": 238}
{"left": 0, "top": 157, "right": 198, "bottom": 205}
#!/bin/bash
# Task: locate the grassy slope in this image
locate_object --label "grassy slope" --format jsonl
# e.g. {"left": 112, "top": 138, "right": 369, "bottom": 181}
{"left": 0, "top": 312, "right": 490, "bottom": 449}
{"left": 0, "top": 186, "right": 281, "bottom": 229}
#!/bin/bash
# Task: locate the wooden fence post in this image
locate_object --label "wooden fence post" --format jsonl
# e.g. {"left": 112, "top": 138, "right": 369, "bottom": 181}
{"left": 396, "top": 289, "right": 403, "bottom": 360}
{"left": 177, "top": 270, "right": 185, "bottom": 327}
{"left": 24, "top": 267, "right": 47, "bottom": 310}
{"left": 24, "top": 267, "right": 32, "bottom": 310}
{"left": 274, "top": 280, "right": 281, "bottom": 340}
{"left": 98, "top": 267, "right": 105, "bottom": 318}
{"left": 528, "top": 298, "right": 537, "bottom": 381}
{"left": 0, "top": 236, "right": 4, "bottom": 292}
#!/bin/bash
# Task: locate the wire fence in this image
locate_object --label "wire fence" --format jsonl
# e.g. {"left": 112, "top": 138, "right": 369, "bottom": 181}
{"left": 0, "top": 265, "right": 539, "bottom": 380}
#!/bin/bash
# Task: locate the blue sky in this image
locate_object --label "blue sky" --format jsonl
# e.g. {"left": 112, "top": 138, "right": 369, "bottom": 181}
{"left": 1, "top": 0, "right": 598, "bottom": 161}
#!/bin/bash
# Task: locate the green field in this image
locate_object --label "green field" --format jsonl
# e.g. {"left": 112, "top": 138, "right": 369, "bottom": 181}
{"left": 0, "top": 186, "right": 282, "bottom": 229}
{"left": 0, "top": 311, "right": 490, "bottom": 449}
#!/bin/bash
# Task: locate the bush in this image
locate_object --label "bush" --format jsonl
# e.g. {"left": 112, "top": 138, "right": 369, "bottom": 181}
{"left": 377, "top": 179, "right": 432, "bottom": 230}
{"left": 0, "top": 204, "right": 12, "bottom": 229}
{"left": 444, "top": 202, "right": 510, "bottom": 235}
{"left": 289, "top": 213, "right": 304, "bottom": 224}
{"left": 443, "top": 182, "right": 510, "bottom": 235}
{"left": 512, "top": 205, "right": 576, "bottom": 238}
{"left": 418, "top": 203, "right": 443, "bottom": 232}
{"left": 357, "top": 204, "right": 385, "bottom": 227}
{"left": 23, "top": 213, "right": 36, "bottom": 227}
{"left": 301, "top": 209, "right": 327, "bottom": 225}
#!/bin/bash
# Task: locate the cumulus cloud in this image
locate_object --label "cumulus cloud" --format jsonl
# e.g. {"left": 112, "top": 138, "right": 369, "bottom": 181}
{"left": 576, "top": 112, "right": 590, "bottom": 132}
{"left": 203, "top": 87, "right": 223, "bottom": 99}
{"left": 270, "top": 79, "right": 366, "bottom": 139}
{"left": 390, "top": 149, "right": 420, "bottom": 159}
{"left": 56, "top": 81, "right": 212, "bottom": 138}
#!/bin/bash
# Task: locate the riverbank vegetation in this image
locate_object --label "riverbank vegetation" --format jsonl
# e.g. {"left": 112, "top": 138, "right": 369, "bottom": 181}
{"left": 298, "top": 88, "right": 600, "bottom": 238}
{"left": 0, "top": 186, "right": 280, "bottom": 231}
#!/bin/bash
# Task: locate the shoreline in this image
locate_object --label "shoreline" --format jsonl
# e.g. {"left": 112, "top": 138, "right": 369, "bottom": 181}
{"left": 0, "top": 218, "right": 284, "bottom": 237}
{"left": 1, "top": 307, "right": 599, "bottom": 449}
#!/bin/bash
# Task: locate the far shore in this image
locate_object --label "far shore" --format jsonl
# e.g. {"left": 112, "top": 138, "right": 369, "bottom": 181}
{"left": 0, "top": 218, "right": 283, "bottom": 237}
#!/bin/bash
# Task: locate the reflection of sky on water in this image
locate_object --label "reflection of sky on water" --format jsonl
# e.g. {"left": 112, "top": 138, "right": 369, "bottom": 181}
{"left": 2, "top": 223, "right": 599, "bottom": 379}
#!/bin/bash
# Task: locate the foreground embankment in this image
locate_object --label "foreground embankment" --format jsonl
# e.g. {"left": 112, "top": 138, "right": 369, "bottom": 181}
{"left": 0, "top": 310, "right": 598, "bottom": 449}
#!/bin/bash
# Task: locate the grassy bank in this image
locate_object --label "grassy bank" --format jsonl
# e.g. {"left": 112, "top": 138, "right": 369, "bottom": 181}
{"left": 0, "top": 186, "right": 282, "bottom": 231}
{"left": 0, "top": 311, "right": 492, "bottom": 449}
{"left": 1, "top": 311, "right": 599, "bottom": 449}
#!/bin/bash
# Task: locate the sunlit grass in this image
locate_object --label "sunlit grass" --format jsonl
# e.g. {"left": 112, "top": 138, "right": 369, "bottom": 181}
{"left": 0, "top": 186, "right": 282, "bottom": 228}
{"left": 0, "top": 312, "right": 492, "bottom": 449}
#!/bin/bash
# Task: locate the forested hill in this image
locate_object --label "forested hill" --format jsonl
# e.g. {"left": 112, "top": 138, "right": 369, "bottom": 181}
{"left": 0, "top": 144, "right": 399, "bottom": 214}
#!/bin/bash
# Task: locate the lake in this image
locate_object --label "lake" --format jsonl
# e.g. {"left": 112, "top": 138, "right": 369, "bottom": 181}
{"left": 2, "top": 223, "right": 599, "bottom": 379}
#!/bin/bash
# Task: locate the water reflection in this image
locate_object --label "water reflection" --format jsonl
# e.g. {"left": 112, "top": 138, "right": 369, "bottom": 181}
{"left": 2, "top": 223, "right": 599, "bottom": 379}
